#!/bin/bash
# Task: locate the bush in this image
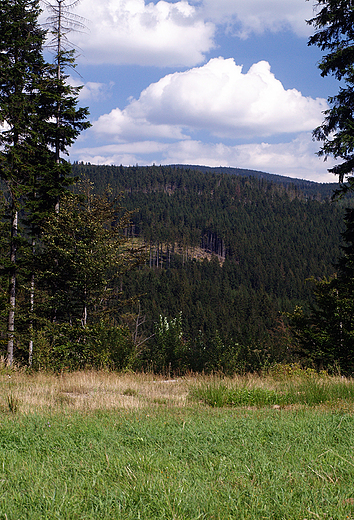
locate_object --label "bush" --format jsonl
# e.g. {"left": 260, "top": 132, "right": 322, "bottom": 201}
{"left": 31, "top": 321, "right": 135, "bottom": 371}
{"left": 145, "top": 312, "right": 189, "bottom": 374}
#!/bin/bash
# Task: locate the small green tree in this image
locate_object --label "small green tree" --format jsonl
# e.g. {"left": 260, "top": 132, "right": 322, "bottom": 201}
{"left": 29, "top": 184, "right": 145, "bottom": 368}
{"left": 39, "top": 185, "right": 145, "bottom": 326}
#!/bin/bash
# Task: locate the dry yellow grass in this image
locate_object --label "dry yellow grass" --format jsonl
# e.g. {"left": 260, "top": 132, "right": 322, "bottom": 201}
{"left": 2, "top": 367, "right": 354, "bottom": 415}
{"left": 0, "top": 370, "right": 272, "bottom": 415}
{"left": 0, "top": 370, "right": 192, "bottom": 414}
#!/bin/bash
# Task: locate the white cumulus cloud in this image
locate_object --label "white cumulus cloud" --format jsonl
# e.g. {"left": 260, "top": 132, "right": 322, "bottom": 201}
{"left": 93, "top": 107, "right": 188, "bottom": 141}
{"left": 92, "top": 58, "right": 327, "bottom": 140}
{"left": 40, "top": 0, "right": 318, "bottom": 67}
{"left": 154, "top": 134, "right": 337, "bottom": 182}
{"left": 69, "top": 0, "right": 215, "bottom": 66}
{"left": 71, "top": 140, "right": 169, "bottom": 165}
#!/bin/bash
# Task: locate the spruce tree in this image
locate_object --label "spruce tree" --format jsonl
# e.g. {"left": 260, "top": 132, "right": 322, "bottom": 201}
{"left": 292, "top": 1, "right": 354, "bottom": 372}
{"left": 289, "top": 206, "right": 354, "bottom": 373}
{"left": 308, "top": 0, "right": 354, "bottom": 189}
{"left": 0, "top": 0, "right": 48, "bottom": 365}
{"left": 0, "top": 0, "right": 90, "bottom": 365}
{"left": 28, "top": 184, "right": 145, "bottom": 369}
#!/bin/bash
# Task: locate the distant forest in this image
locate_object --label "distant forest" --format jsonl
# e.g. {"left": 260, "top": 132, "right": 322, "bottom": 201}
{"left": 71, "top": 163, "right": 346, "bottom": 370}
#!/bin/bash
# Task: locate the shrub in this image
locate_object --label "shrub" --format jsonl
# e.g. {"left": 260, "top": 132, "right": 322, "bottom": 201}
{"left": 31, "top": 321, "right": 135, "bottom": 371}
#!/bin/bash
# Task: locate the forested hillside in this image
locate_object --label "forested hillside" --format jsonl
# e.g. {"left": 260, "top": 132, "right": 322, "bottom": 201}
{"left": 172, "top": 164, "right": 340, "bottom": 200}
{"left": 71, "top": 163, "right": 345, "bottom": 370}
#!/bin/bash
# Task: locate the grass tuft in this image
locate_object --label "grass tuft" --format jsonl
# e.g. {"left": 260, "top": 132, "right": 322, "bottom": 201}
{"left": 189, "top": 379, "right": 280, "bottom": 407}
{"left": 189, "top": 373, "right": 354, "bottom": 408}
{"left": 122, "top": 387, "right": 139, "bottom": 397}
{"left": 6, "top": 393, "right": 20, "bottom": 413}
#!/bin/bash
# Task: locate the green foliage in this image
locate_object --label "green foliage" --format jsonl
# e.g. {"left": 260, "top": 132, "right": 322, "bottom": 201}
{"left": 308, "top": 0, "right": 354, "bottom": 187}
{"left": 289, "top": 207, "right": 354, "bottom": 374}
{"left": 67, "top": 163, "right": 349, "bottom": 373}
{"left": 22, "top": 185, "right": 146, "bottom": 370}
{"left": 31, "top": 321, "right": 135, "bottom": 372}
{"left": 289, "top": 280, "right": 346, "bottom": 369}
{"left": 37, "top": 185, "right": 144, "bottom": 327}
{"left": 190, "top": 329, "right": 243, "bottom": 374}
{"left": 0, "top": 0, "right": 90, "bottom": 366}
{"left": 147, "top": 312, "right": 189, "bottom": 374}
{"left": 288, "top": 0, "right": 354, "bottom": 372}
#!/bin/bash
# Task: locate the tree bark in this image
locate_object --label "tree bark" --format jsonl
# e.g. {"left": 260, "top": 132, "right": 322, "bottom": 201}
{"left": 28, "top": 238, "right": 35, "bottom": 367}
{"left": 7, "top": 209, "right": 18, "bottom": 366}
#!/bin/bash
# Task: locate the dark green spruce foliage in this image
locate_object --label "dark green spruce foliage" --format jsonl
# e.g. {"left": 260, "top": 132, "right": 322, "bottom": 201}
{"left": 25, "top": 52, "right": 90, "bottom": 231}
{"left": 0, "top": 0, "right": 90, "bottom": 366}
{"left": 286, "top": 0, "right": 354, "bottom": 374}
{"left": 70, "top": 163, "right": 346, "bottom": 373}
{"left": 0, "top": 0, "right": 50, "bottom": 364}
{"left": 308, "top": 0, "right": 354, "bottom": 190}
{"left": 290, "top": 208, "right": 354, "bottom": 373}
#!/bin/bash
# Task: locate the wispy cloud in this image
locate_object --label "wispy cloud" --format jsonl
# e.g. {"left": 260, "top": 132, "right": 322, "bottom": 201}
{"left": 67, "top": 77, "right": 115, "bottom": 101}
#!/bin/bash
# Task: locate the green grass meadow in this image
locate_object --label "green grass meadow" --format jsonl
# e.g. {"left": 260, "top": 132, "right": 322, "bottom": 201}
{"left": 1, "top": 372, "right": 354, "bottom": 519}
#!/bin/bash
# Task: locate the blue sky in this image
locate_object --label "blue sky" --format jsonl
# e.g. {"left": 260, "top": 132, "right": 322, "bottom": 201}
{"left": 45, "top": 0, "right": 342, "bottom": 183}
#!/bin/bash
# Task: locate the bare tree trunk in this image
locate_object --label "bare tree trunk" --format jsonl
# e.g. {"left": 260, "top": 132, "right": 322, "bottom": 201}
{"left": 44, "top": 0, "right": 85, "bottom": 214}
{"left": 54, "top": 1, "right": 61, "bottom": 215}
{"left": 7, "top": 209, "right": 18, "bottom": 366}
{"left": 82, "top": 284, "right": 87, "bottom": 327}
{"left": 82, "top": 304, "right": 87, "bottom": 328}
{"left": 28, "top": 238, "right": 35, "bottom": 367}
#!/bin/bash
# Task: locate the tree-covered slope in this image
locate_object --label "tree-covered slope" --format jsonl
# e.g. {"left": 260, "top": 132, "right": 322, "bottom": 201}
{"left": 171, "top": 164, "right": 340, "bottom": 200}
{"left": 71, "top": 163, "right": 345, "bottom": 364}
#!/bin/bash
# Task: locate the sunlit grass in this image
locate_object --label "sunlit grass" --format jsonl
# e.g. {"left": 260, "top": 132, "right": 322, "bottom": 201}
{"left": 1, "top": 367, "right": 354, "bottom": 518}
{"left": 0, "top": 369, "right": 188, "bottom": 414}
{"left": 190, "top": 370, "right": 354, "bottom": 408}
{"left": 2, "top": 365, "right": 354, "bottom": 414}
{"left": 1, "top": 402, "right": 354, "bottom": 518}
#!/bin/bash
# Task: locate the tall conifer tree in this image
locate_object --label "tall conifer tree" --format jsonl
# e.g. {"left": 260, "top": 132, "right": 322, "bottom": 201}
{"left": 289, "top": 1, "right": 354, "bottom": 372}
{"left": 0, "top": 0, "right": 48, "bottom": 365}
{"left": 0, "top": 0, "right": 90, "bottom": 365}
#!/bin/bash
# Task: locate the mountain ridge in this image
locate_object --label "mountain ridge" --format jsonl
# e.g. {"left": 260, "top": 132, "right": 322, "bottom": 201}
{"left": 170, "top": 164, "right": 338, "bottom": 199}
